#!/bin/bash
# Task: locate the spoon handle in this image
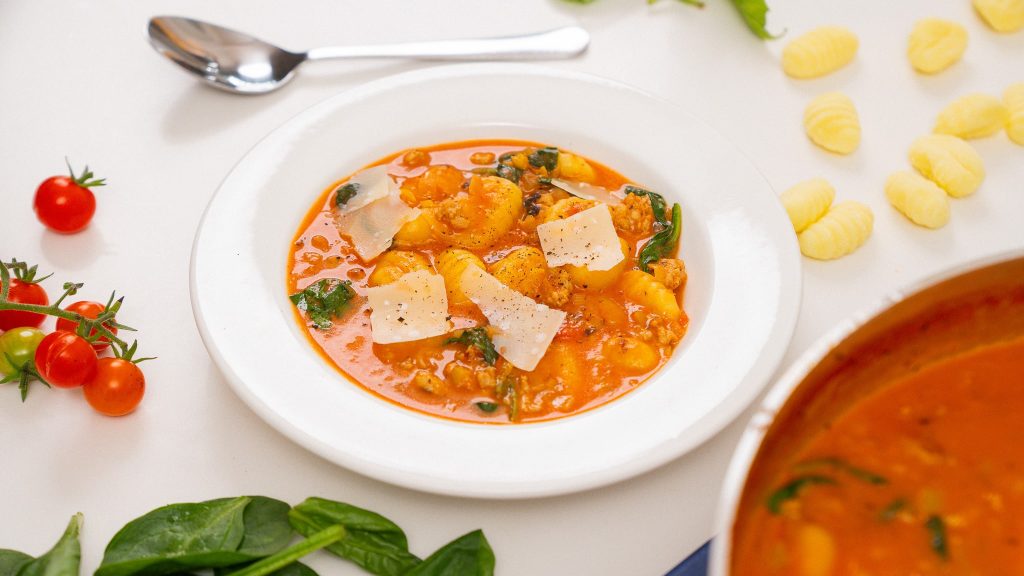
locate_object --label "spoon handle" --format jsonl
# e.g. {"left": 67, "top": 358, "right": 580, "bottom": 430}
{"left": 305, "top": 26, "right": 589, "bottom": 62}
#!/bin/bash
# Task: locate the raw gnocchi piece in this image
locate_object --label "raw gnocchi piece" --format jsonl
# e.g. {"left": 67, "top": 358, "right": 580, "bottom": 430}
{"left": 1005, "top": 82, "right": 1024, "bottom": 145}
{"left": 885, "top": 171, "right": 951, "bottom": 229}
{"left": 780, "top": 178, "right": 835, "bottom": 232}
{"left": 909, "top": 134, "right": 985, "bottom": 198}
{"left": 972, "top": 0, "right": 1024, "bottom": 32}
{"left": 934, "top": 93, "right": 1008, "bottom": 139}
{"left": 620, "top": 270, "right": 681, "bottom": 320}
{"left": 907, "top": 19, "right": 968, "bottom": 74}
{"left": 797, "top": 202, "right": 873, "bottom": 260}
{"left": 782, "top": 26, "right": 859, "bottom": 79}
{"left": 804, "top": 93, "right": 861, "bottom": 154}
{"left": 435, "top": 248, "right": 485, "bottom": 306}
{"left": 367, "top": 250, "right": 431, "bottom": 287}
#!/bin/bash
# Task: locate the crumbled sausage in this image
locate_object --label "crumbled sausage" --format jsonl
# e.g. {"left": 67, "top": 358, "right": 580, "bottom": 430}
{"left": 610, "top": 193, "right": 655, "bottom": 235}
{"left": 649, "top": 258, "right": 687, "bottom": 290}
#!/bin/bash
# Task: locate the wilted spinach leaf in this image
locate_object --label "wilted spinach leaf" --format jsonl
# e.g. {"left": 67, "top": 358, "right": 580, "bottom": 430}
{"left": 494, "top": 164, "right": 521, "bottom": 184}
{"left": 794, "top": 457, "right": 887, "bottom": 485}
{"left": 637, "top": 203, "right": 682, "bottom": 272}
{"left": 16, "top": 514, "right": 81, "bottom": 576}
{"left": 334, "top": 183, "right": 360, "bottom": 208}
{"left": 403, "top": 530, "right": 495, "bottom": 576}
{"left": 444, "top": 328, "right": 497, "bottom": 365}
{"left": 527, "top": 147, "right": 558, "bottom": 171}
{"left": 926, "top": 515, "right": 949, "bottom": 560}
{"left": 288, "top": 498, "right": 421, "bottom": 576}
{"left": 765, "top": 475, "right": 836, "bottom": 514}
{"left": 289, "top": 279, "right": 356, "bottom": 330}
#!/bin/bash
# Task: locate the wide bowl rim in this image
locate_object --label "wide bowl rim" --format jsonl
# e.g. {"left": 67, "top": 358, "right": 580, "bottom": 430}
{"left": 189, "top": 63, "right": 802, "bottom": 498}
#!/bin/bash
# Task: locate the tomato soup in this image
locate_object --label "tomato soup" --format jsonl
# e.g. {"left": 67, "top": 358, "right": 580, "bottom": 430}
{"left": 287, "top": 140, "right": 688, "bottom": 423}
{"left": 732, "top": 336, "right": 1024, "bottom": 575}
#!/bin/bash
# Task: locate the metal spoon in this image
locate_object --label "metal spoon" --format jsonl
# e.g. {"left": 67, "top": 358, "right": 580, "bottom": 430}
{"left": 147, "top": 16, "right": 590, "bottom": 95}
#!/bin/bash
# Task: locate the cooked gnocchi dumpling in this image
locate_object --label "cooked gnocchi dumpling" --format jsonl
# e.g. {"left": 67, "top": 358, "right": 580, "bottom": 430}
{"left": 934, "top": 93, "right": 1008, "bottom": 139}
{"left": 907, "top": 19, "right": 968, "bottom": 74}
{"left": 805, "top": 93, "right": 861, "bottom": 155}
{"left": 780, "top": 178, "right": 835, "bottom": 233}
{"left": 436, "top": 248, "right": 485, "bottom": 306}
{"left": 367, "top": 250, "right": 431, "bottom": 286}
{"left": 972, "top": 0, "right": 1024, "bottom": 32}
{"left": 797, "top": 202, "right": 874, "bottom": 260}
{"left": 885, "top": 171, "right": 951, "bottom": 229}
{"left": 620, "top": 270, "right": 681, "bottom": 320}
{"left": 782, "top": 26, "right": 859, "bottom": 79}
{"left": 909, "top": 134, "right": 985, "bottom": 198}
{"left": 1005, "top": 82, "right": 1024, "bottom": 145}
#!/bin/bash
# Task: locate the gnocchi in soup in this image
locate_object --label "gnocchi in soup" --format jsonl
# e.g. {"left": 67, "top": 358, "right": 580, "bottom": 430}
{"left": 287, "top": 140, "right": 688, "bottom": 423}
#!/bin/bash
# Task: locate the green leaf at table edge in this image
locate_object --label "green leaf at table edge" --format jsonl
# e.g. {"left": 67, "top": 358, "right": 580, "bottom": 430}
{"left": 403, "top": 530, "right": 495, "bottom": 576}
{"left": 15, "top": 513, "right": 82, "bottom": 576}
{"left": 0, "top": 550, "right": 33, "bottom": 576}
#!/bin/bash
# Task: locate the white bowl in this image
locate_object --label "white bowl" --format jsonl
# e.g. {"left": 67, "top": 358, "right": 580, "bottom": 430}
{"left": 190, "top": 64, "right": 801, "bottom": 498}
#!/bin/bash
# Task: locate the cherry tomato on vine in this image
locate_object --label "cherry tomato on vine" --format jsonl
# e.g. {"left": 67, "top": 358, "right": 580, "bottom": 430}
{"left": 34, "top": 331, "right": 97, "bottom": 388}
{"left": 55, "top": 300, "right": 117, "bottom": 351}
{"left": 0, "top": 327, "right": 45, "bottom": 375}
{"left": 0, "top": 278, "right": 49, "bottom": 330}
{"left": 33, "top": 161, "right": 105, "bottom": 234}
{"left": 83, "top": 358, "right": 145, "bottom": 416}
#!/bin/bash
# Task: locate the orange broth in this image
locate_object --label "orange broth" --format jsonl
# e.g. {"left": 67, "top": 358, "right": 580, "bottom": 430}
{"left": 287, "top": 139, "right": 688, "bottom": 424}
{"left": 732, "top": 336, "right": 1024, "bottom": 575}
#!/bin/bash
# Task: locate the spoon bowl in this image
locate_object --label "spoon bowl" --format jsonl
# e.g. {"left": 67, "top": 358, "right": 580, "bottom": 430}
{"left": 147, "top": 16, "right": 590, "bottom": 95}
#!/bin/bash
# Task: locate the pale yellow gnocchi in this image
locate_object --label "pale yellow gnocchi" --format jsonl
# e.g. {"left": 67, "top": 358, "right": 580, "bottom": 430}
{"left": 1005, "top": 82, "right": 1024, "bottom": 145}
{"left": 435, "top": 248, "right": 485, "bottom": 305}
{"left": 885, "top": 171, "right": 951, "bottom": 229}
{"left": 907, "top": 19, "right": 968, "bottom": 74}
{"left": 555, "top": 152, "right": 597, "bottom": 183}
{"left": 934, "top": 93, "right": 1008, "bottom": 139}
{"left": 797, "top": 202, "right": 874, "bottom": 260}
{"left": 782, "top": 26, "right": 859, "bottom": 79}
{"left": 972, "top": 0, "right": 1024, "bottom": 32}
{"left": 780, "top": 178, "right": 836, "bottom": 232}
{"left": 620, "top": 270, "right": 681, "bottom": 320}
{"left": 435, "top": 175, "right": 523, "bottom": 249}
{"left": 909, "top": 134, "right": 985, "bottom": 198}
{"left": 366, "top": 250, "right": 431, "bottom": 286}
{"left": 804, "top": 93, "right": 861, "bottom": 155}
{"left": 603, "top": 336, "right": 659, "bottom": 374}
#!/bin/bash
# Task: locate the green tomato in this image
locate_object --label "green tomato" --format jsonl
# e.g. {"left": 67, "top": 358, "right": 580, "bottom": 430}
{"left": 0, "top": 327, "right": 46, "bottom": 375}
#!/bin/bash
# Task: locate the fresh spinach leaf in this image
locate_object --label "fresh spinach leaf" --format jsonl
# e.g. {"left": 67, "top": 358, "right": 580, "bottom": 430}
{"left": 527, "top": 147, "right": 559, "bottom": 171}
{"left": 217, "top": 561, "right": 319, "bottom": 576}
{"left": 765, "top": 475, "right": 836, "bottom": 514}
{"left": 288, "top": 498, "right": 421, "bottom": 576}
{"left": 334, "top": 183, "right": 360, "bottom": 208}
{"left": 729, "top": 0, "right": 779, "bottom": 40}
{"left": 97, "top": 496, "right": 292, "bottom": 576}
{"left": 624, "top": 186, "right": 668, "bottom": 223}
{"left": 403, "top": 530, "right": 494, "bottom": 576}
{"left": 637, "top": 203, "right": 682, "bottom": 272}
{"left": 795, "top": 457, "right": 887, "bottom": 485}
{"left": 224, "top": 526, "right": 343, "bottom": 576}
{"left": 444, "top": 328, "right": 497, "bottom": 365}
{"left": 289, "top": 279, "right": 356, "bottom": 330}
{"left": 0, "top": 550, "right": 32, "bottom": 576}
{"left": 16, "top": 514, "right": 81, "bottom": 576}
{"left": 925, "top": 515, "right": 948, "bottom": 560}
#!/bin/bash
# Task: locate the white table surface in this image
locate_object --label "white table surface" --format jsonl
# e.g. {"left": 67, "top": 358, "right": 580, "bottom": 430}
{"left": 1, "top": 1, "right": 1021, "bottom": 574}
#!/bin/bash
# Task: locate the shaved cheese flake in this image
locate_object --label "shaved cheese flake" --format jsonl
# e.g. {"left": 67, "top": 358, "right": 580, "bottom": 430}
{"left": 335, "top": 165, "right": 395, "bottom": 214}
{"left": 536, "top": 204, "right": 624, "bottom": 271}
{"left": 336, "top": 191, "right": 420, "bottom": 262}
{"left": 550, "top": 178, "right": 623, "bottom": 206}
{"left": 365, "top": 269, "right": 450, "bottom": 344}
{"left": 460, "top": 267, "right": 566, "bottom": 371}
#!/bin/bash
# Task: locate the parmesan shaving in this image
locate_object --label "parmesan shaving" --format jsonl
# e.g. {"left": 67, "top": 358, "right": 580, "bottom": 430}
{"left": 335, "top": 165, "right": 394, "bottom": 214}
{"left": 536, "top": 204, "right": 625, "bottom": 271}
{"left": 459, "top": 267, "right": 566, "bottom": 371}
{"left": 550, "top": 178, "right": 623, "bottom": 206}
{"left": 336, "top": 190, "right": 420, "bottom": 262}
{"left": 365, "top": 269, "right": 450, "bottom": 344}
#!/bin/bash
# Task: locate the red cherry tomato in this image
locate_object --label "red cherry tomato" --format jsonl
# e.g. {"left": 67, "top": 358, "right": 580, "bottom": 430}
{"left": 55, "top": 301, "right": 117, "bottom": 351}
{"left": 34, "top": 331, "right": 98, "bottom": 388}
{"left": 0, "top": 278, "right": 48, "bottom": 330}
{"left": 33, "top": 162, "right": 105, "bottom": 234}
{"left": 83, "top": 358, "right": 145, "bottom": 416}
